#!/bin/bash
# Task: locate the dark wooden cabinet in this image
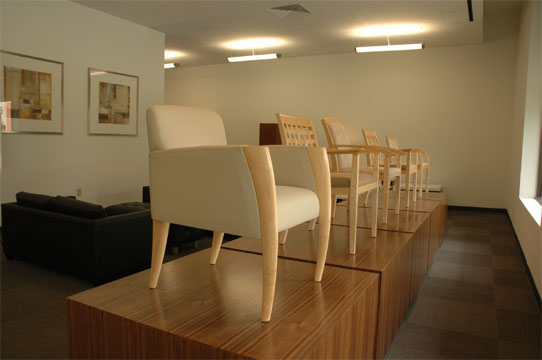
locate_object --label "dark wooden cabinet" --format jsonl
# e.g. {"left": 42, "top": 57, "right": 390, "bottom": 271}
{"left": 259, "top": 123, "right": 282, "bottom": 145}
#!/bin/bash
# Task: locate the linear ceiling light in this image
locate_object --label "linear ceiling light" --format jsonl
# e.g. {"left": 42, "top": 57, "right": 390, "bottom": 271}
{"left": 164, "top": 63, "right": 179, "bottom": 69}
{"left": 227, "top": 53, "right": 281, "bottom": 63}
{"left": 355, "top": 43, "right": 424, "bottom": 53}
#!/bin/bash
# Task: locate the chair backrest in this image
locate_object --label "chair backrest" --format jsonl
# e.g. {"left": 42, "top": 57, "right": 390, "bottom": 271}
{"left": 362, "top": 129, "right": 380, "bottom": 166}
{"left": 362, "top": 129, "right": 380, "bottom": 146}
{"left": 276, "top": 113, "right": 318, "bottom": 147}
{"left": 321, "top": 117, "right": 353, "bottom": 172}
{"left": 147, "top": 105, "right": 227, "bottom": 151}
{"left": 386, "top": 135, "right": 399, "bottom": 149}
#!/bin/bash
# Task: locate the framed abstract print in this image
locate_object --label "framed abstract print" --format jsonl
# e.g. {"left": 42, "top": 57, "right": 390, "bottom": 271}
{"left": 88, "top": 68, "right": 138, "bottom": 136}
{"left": 0, "top": 50, "right": 63, "bottom": 134}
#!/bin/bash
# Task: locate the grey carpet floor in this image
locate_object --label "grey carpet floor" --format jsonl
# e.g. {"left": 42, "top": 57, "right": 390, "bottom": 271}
{"left": 1, "top": 209, "right": 540, "bottom": 359}
{"left": 0, "top": 238, "right": 212, "bottom": 359}
{"left": 387, "top": 208, "right": 541, "bottom": 359}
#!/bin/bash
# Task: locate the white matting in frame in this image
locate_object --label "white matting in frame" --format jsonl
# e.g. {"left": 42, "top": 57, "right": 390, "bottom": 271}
{"left": 0, "top": 50, "right": 63, "bottom": 134}
{"left": 88, "top": 68, "right": 138, "bottom": 136}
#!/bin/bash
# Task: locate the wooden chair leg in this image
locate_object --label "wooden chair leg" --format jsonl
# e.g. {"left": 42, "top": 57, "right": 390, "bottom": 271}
{"left": 381, "top": 165, "right": 390, "bottom": 223}
{"left": 261, "top": 227, "right": 279, "bottom": 322}
{"left": 149, "top": 220, "right": 170, "bottom": 289}
{"left": 349, "top": 189, "right": 359, "bottom": 254}
{"left": 308, "top": 219, "right": 317, "bottom": 231}
{"left": 279, "top": 229, "right": 288, "bottom": 245}
{"left": 425, "top": 167, "right": 430, "bottom": 193}
{"left": 412, "top": 169, "right": 418, "bottom": 202}
{"left": 371, "top": 186, "right": 379, "bottom": 237}
{"left": 242, "top": 146, "right": 279, "bottom": 322}
{"left": 209, "top": 231, "right": 225, "bottom": 264}
{"left": 363, "top": 191, "right": 370, "bottom": 206}
{"left": 331, "top": 195, "right": 337, "bottom": 218}
{"left": 314, "top": 198, "right": 331, "bottom": 282}
{"left": 418, "top": 166, "right": 424, "bottom": 199}
{"left": 405, "top": 172, "right": 411, "bottom": 208}
{"left": 394, "top": 175, "right": 401, "bottom": 214}
{"left": 306, "top": 146, "right": 332, "bottom": 282}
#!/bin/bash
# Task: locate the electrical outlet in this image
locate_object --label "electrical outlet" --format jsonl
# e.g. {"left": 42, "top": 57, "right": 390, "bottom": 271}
{"left": 76, "top": 188, "right": 82, "bottom": 197}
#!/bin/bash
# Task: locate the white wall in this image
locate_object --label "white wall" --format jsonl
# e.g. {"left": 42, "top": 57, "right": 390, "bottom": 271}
{"left": 0, "top": 0, "right": 164, "bottom": 207}
{"left": 165, "top": 5, "right": 519, "bottom": 209}
{"left": 508, "top": 0, "right": 542, "bottom": 298}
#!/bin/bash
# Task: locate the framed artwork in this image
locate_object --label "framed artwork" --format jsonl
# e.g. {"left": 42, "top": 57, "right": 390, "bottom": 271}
{"left": 88, "top": 68, "right": 138, "bottom": 136}
{"left": 0, "top": 50, "right": 63, "bottom": 134}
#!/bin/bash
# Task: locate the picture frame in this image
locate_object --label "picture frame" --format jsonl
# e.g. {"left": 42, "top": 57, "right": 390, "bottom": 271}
{"left": 88, "top": 68, "right": 138, "bottom": 136}
{"left": 0, "top": 50, "right": 63, "bottom": 134}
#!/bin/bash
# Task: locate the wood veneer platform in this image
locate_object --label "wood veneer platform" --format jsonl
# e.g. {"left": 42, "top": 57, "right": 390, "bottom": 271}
{"left": 67, "top": 248, "right": 380, "bottom": 359}
{"left": 338, "top": 194, "right": 443, "bottom": 266}
{"left": 398, "top": 190, "right": 448, "bottom": 238}
{"left": 329, "top": 205, "right": 432, "bottom": 287}
{"left": 223, "top": 224, "right": 421, "bottom": 358}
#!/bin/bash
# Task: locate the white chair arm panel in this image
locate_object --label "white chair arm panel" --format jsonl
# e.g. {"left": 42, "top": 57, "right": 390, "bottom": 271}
{"left": 267, "top": 146, "right": 318, "bottom": 193}
{"left": 149, "top": 145, "right": 261, "bottom": 238}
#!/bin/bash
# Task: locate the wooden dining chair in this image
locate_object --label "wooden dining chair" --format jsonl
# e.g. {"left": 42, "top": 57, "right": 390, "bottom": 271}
{"left": 363, "top": 129, "right": 418, "bottom": 208}
{"left": 321, "top": 118, "right": 403, "bottom": 223}
{"left": 147, "top": 105, "right": 332, "bottom": 322}
{"left": 386, "top": 135, "right": 430, "bottom": 198}
{"left": 276, "top": 113, "right": 383, "bottom": 254}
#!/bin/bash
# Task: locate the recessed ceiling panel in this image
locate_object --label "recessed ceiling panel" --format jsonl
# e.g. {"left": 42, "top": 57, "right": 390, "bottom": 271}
{"left": 73, "top": 0, "right": 486, "bottom": 67}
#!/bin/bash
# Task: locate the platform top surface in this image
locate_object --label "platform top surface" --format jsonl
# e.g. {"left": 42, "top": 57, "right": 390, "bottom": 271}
{"left": 67, "top": 248, "right": 378, "bottom": 359}
{"left": 399, "top": 190, "right": 448, "bottom": 203}
{"left": 339, "top": 195, "right": 441, "bottom": 213}
{"left": 224, "top": 224, "right": 412, "bottom": 273}
{"left": 331, "top": 206, "right": 430, "bottom": 233}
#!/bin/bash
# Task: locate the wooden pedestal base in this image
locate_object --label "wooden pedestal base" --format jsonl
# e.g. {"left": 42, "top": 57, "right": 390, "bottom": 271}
{"left": 397, "top": 190, "right": 448, "bottom": 238}
{"left": 339, "top": 195, "right": 443, "bottom": 269}
{"left": 67, "top": 248, "right": 379, "bottom": 359}
{"left": 224, "top": 225, "right": 422, "bottom": 358}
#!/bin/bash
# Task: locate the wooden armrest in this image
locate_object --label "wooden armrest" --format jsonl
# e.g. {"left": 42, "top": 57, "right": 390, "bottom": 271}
{"left": 400, "top": 148, "right": 424, "bottom": 153}
{"left": 329, "top": 144, "right": 405, "bottom": 156}
{"left": 417, "top": 149, "right": 430, "bottom": 163}
{"left": 326, "top": 148, "right": 379, "bottom": 155}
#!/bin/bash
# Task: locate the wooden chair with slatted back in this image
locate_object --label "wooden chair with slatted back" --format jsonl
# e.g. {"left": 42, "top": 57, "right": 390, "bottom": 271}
{"left": 277, "top": 113, "right": 381, "bottom": 254}
{"left": 362, "top": 129, "right": 418, "bottom": 208}
{"left": 321, "top": 117, "right": 402, "bottom": 223}
{"left": 386, "top": 135, "right": 430, "bottom": 198}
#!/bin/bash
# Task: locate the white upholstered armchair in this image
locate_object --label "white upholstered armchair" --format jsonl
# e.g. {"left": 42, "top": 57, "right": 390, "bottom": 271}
{"left": 146, "top": 105, "right": 331, "bottom": 322}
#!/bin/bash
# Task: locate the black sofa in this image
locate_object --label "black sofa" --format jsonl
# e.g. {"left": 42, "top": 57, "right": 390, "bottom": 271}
{"left": 1, "top": 192, "right": 152, "bottom": 285}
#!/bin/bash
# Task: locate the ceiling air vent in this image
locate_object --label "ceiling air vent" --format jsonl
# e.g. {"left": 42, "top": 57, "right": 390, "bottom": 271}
{"left": 268, "top": 4, "right": 311, "bottom": 18}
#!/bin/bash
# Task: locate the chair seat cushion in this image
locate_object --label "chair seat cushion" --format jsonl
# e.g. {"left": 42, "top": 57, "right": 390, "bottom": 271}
{"left": 400, "top": 164, "right": 418, "bottom": 172}
{"left": 276, "top": 185, "right": 319, "bottom": 232}
{"left": 331, "top": 173, "right": 378, "bottom": 188}
{"left": 359, "top": 166, "right": 401, "bottom": 178}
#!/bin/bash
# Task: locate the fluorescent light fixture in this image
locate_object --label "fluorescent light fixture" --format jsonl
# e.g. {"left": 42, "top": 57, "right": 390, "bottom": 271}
{"left": 164, "top": 63, "right": 179, "bottom": 69}
{"left": 164, "top": 50, "right": 183, "bottom": 59}
{"left": 227, "top": 53, "right": 281, "bottom": 63}
{"left": 225, "top": 38, "right": 282, "bottom": 50}
{"left": 355, "top": 43, "right": 424, "bottom": 53}
{"left": 358, "top": 24, "right": 424, "bottom": 37}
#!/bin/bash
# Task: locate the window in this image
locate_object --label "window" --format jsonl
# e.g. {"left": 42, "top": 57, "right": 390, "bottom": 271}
{"left": 538, "top": 136, "right": 542, "bottom": 203}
